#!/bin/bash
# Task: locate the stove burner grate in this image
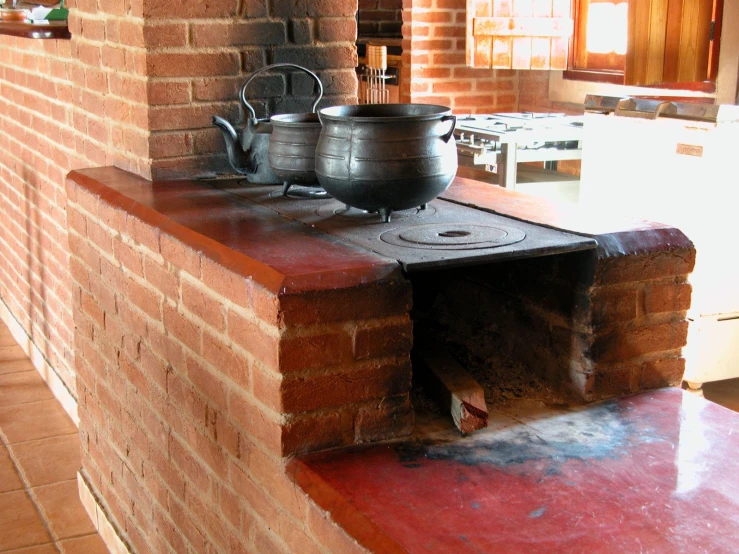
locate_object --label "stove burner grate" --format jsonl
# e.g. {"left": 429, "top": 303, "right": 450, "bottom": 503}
{"left": 380, "top": 223, "right": 525, "bottom": 250}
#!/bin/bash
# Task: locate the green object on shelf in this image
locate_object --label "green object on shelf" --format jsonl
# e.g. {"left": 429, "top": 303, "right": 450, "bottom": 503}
{"left": 45, "top": 7, "right": 68, "bottom": 20}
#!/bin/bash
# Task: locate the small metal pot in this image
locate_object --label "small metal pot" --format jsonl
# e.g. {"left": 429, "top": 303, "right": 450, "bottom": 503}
{"left": 315, "top": 104, "right": 457, "bottom": 222}
{"left": 269, "top": 113, "right": 322, "bottom": 196}
{"left": 212, "top": 63, "right": 323, "bottom": 185}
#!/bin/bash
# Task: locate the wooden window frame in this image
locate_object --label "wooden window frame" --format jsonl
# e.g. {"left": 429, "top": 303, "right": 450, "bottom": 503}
{"left": 570, "top": 0, "right": 626, "bottom": 73}
{"left": 564, "top": 0, "right": 722, "bottom": 92}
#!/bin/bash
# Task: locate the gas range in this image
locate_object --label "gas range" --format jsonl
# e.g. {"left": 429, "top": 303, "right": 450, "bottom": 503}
{"left": 215, "top": 182, "right": 596, "bottom": 272}
{"left": 454, "top": 113, "right": 583, "bottom": 152}
{"left": 453, "top": 113, "right": 585, "bottom": 185}
{"left": 455, "top": 112, "right": 584, "bottom": 135}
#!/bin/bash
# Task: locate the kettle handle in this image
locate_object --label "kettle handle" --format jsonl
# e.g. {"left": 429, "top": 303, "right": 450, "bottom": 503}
{"left": 240, "top": 63, "right": 324, "bottom": 123}
{"left": 440, "top": 114, "right": 457, "bottom": 143}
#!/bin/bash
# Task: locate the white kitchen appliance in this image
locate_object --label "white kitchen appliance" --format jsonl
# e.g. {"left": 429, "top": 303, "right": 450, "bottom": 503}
{"left": 579, "top": 96, "right": 739, "bottom": 387}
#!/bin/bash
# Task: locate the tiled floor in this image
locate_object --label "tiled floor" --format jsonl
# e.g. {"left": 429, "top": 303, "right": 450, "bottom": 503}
{"left": 0, "top": 322, "right": 107, "bottom": 554}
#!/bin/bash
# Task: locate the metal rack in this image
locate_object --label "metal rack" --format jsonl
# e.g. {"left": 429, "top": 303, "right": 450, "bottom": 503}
{"left": 359, "top": 44, "right": 391, "bottom": 104}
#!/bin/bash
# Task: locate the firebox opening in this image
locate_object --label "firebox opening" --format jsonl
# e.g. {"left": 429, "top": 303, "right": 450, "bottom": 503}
{"left": 407, "top": 250, "right": 594, "bottom": 425}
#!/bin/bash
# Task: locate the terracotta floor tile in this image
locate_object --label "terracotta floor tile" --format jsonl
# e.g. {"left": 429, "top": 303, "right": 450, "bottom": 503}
{"left": 0, "top": 490, "right": 52, "bottom": 551}
{"left": 0, "top": 344, "right": 27, "bottom": 360}
{"left": 0, "top": 357, "right": 35, "bottom": 375}
{"left": 0, "top": 333, "right": 16, "bottom": 348}
{"left": 2, "top": 544, "right": 58, "bottom": 553}
{"left": 0, "top": 371, "right": 54, "bottom": 406}
{"left": 58, "top": 533, "right": 110, "bottom": 554}
{"left": 32, "top": 480, "right": 97, "bottom": 540}
{"left": 0, "top": 445, "right": 23, "bottom": 493}
{"left": 10, "top": 434, "right": 82, "bottom": 488}
{"left": 0, "top": 400, "right": 77, "bottom": 445}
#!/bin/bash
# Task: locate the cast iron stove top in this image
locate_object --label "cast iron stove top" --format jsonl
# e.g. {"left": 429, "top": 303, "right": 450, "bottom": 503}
{"left": 217, "top": 183, "right": 597, "bottom": 272}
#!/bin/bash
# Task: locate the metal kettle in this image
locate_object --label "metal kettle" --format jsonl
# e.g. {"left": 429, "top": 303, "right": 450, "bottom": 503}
{"left": 212, "top": 63, "right": 323, "bottom": 184}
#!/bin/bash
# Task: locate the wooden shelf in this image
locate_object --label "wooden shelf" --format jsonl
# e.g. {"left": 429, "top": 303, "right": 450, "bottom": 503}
{"left": 0, "top": 20, "right": 69, "bottom": 39}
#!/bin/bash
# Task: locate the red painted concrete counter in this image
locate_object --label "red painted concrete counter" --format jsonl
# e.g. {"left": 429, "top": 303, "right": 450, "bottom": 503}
{"left": 292, "top": 388, "right": 739, "bottom": 553}
{"left": 443, "top": 176, "right": 695, "bottom": 259}
{"left": 67, "top": 167, "right": 403, "bottom": 295}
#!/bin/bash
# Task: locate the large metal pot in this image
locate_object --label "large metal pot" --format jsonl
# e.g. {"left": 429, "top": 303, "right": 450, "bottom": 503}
{"left": 315, "top": 104, "right": 457, "bottom": 222}
{"left": 269, "top": 113, "right": 322, "bottom": 196}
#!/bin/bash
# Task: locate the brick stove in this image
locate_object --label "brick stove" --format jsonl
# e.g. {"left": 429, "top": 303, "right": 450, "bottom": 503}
{"left": 66, "top": 167, "right": 695, "bottom": 553}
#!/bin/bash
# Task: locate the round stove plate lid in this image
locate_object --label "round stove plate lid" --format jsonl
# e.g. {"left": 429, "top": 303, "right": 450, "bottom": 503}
{"left": 380, "top": 223, "right": 525, "bottom": 250}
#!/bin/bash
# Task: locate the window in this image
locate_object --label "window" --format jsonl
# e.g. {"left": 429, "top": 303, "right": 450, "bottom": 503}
{"left": 466, "top": 0, "right": 723, "bottom": 91}
{"left": 569, "top": 0, "right": 722, "bottom": 89}
{"left": 571, "top": 0, "right": 627, "bottom": 74}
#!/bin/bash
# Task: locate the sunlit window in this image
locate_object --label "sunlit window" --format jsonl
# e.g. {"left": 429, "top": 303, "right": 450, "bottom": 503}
{"left": 586, "top": 2, "right": 628, "bottom": 55}
{"left": 569, "top": 0, "right": 721, "bottom": 88}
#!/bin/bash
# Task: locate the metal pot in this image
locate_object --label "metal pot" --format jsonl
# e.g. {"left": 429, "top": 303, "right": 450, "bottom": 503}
{"left": 269, "top": 113, "right": 322, "bottom": 196}
{"left": 315, "top": 104, "right": 457, "bottom": 222}
{"left": 212, "top": 63, "right": 323, "bottom": 185}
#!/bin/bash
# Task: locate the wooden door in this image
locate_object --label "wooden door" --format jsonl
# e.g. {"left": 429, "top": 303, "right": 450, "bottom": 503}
{"left": 625, "top": 0, "right": 717, "bottom": 86}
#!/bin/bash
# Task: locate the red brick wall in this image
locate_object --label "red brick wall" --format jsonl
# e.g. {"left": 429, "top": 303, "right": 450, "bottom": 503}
{"left": 0, "top": 1, "right": 358, "bottom": 405}
{"left": 401, "top": 0, "right": 518, "bottom": 110}
{"left": 66, "top": 174, "right": 413, "bottom": 553}
{"left": 0, "top": 5, "right": 148, "bottom": 399}
{"left": 518, "top": 70, "right": 563, "bottom": 112}
{"left": 359, "top": 0, "right": 403, "bottom": 37}
{"left": 144, "top": 0, "right": 359, "bottom": 179}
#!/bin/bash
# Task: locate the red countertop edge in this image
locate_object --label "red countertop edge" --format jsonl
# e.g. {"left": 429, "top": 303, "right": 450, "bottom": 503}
{"left": 65, "top": 166, "right": 696, "bottom": 295}
{"left": 66, "top": 168, "right": 405, "bottom": 296}
{"left": 443, "top": 177, "right": 695, "bottom": 260}
{"left": 286, "top": 458, "right": 409, "bottom": 554}
{"left": 0, "top": 20, "right": 70, "bottom": 39}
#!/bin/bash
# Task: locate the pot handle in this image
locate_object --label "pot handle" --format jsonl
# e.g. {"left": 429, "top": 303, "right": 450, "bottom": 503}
{"left": 240, "top": 63, "right": 324, "bottom": 123}
{"left": 440, "top": 114, "right": 457, "bottom": 143}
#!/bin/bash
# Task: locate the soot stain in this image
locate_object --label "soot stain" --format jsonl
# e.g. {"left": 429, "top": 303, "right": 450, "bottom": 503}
{"left": 397, "top": 402, "right": 664, "bottom": 470}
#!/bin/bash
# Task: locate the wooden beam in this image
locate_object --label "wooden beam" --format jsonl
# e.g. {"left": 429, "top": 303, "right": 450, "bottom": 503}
{"left": 415, "top": 341, "right": 489, "bottom": 435}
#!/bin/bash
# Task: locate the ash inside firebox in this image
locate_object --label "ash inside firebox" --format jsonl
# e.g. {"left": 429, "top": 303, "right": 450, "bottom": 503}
{"left": 410, "top": 272, "right": 571, "bottom": 410}
{"left": 447, "top": 343, "right": 568, "bottom": 408}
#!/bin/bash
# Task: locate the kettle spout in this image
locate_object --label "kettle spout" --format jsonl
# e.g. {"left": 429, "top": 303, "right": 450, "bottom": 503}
{"left": 212, "top": 115, "right": 253, "bottom": 175}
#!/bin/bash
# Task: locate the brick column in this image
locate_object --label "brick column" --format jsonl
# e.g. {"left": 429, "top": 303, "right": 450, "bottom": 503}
{"left": 143, "top": 0, "right": 359, "bottom": 180}
{"left": 358, "top": 0, "right": 403, "bottom": 37}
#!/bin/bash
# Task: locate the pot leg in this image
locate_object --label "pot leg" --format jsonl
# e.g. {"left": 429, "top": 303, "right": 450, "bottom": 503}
{"left": 379, "top": 207, "right": 392, "bottom": 223}
{"left": 282, "top": 182, "right": 291, "bottom": 196}
{"left": 419, "top": 204, "right": 427, "bottom": 210}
